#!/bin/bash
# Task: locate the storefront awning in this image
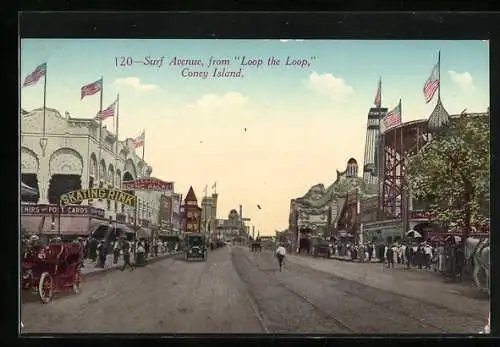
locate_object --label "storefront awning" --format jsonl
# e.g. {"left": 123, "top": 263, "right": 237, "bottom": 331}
{"left": 115, "top": 223, "right": 134, "bottom": 234}
{"left": 136, "top": 227, "right": 152, "bottom": 239}
{"left": 88, "top": 221, "right": 109, "bottom": 236}
{"left": 21, "top": 182, "right": 38, "bottom": 196}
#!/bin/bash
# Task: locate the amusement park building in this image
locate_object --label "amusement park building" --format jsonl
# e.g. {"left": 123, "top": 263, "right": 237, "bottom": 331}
{"left": 215, "top": 208, "right": 245, "bottom": 241}
{"left": 288, "top": 158, "right": 378, "bottom": 246}
{"left": 20, "top": 107, "right": 173, "bottom": 239}
{"left": 361, "top": 104, "right": 490, "bottom": 243}
{"left": 288, "top": 102, "right": 489, "bottom": 245}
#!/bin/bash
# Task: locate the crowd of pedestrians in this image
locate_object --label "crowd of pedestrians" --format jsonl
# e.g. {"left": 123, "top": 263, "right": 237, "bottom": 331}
{"left": 82, "top": 236, "right": 179, "bottom": 269}
{"left": 295, "top": 237, "right": 467, "bottom": 280}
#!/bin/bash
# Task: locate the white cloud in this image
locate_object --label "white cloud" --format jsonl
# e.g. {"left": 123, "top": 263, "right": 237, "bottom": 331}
{"left": 448, "top": 70, "right": 475, "bottom": 92}
{"left": 113, "top": 77, "right": 159, "bottom": 91}
{"left": 187, "top": 91, "right": 248, "bottom": 111}
{"left": 304, "top": 72, "right": 354, "bottom": 99}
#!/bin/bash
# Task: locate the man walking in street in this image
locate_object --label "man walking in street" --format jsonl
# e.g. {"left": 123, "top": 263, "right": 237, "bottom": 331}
{"left": 386, "top": 244, "right": 394, "bottom": 268}
{"left": 97, "top": 240, "right": 107, "bottom": 268}
{"left": 121, "top": 239, "right": 134, "bottom": 271}
{"left": 423, "top": 242, "right": 433, "bottom": 270}
{"left": 113, "top": 240, "right": 121, "bottom": 264}
{"left": 275, "top": 243, "right": 287, "bottom": 271}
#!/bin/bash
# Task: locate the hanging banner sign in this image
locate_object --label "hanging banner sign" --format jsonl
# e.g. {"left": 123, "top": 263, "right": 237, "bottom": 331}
{"left": 60, "top": 188, "right": 137, "bottom": 207}
{"left": 122, "top": 177, "right": 173, "bottom": 192}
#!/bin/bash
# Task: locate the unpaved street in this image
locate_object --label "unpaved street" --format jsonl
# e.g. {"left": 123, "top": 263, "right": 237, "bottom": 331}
{"left": 21, "top": 246, "right": 488, "bottom": 334}
{"left": 21, "top": 247, "right": 264, "bottom": 334}
{"left": 232, "top": 247, "right": 488, "bottom": 334}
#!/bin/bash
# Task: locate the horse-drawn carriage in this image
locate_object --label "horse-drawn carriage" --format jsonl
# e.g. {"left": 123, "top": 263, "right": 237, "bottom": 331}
{"left": 21, "top": 242, "right": 82, "bottom": 303}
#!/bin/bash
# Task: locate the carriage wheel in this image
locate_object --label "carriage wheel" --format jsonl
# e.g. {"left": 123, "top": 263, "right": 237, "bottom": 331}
{"left": 73, "top": 266, "right": 82, "bottom": 294}
{"left": 38, "top": 272, "right": 53, "bottom": 304}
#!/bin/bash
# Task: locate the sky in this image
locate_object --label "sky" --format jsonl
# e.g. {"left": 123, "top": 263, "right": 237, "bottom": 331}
{"left": 20, "top": 39, "right": 489, "bottom": 235}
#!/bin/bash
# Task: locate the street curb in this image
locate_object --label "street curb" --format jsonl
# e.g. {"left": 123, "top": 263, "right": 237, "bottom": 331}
{"left": 82, "top": 252, "right": 180, "bottom": 279}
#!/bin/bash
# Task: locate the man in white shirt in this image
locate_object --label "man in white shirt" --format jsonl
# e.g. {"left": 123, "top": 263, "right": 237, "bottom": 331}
{"left": 275, "top": 244, "right": 287, "bottom": 271}
{"left": 423, "top": 243, "right": 433, "bottom": 270}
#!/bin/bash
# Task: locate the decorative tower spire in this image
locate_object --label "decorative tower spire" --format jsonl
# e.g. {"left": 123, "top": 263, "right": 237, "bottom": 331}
{"left": 427, "top": 50, "right": 450, "bottom": 132}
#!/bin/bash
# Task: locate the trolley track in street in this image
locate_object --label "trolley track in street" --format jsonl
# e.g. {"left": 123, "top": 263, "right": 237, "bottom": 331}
{"left": 289, "top": 258, "right": 486, "bottom": 322}
{"left": 259, "top": 251, "right": 485, "bottom": 333}
{"left": 234, "top": 250, "right": 357, "bottom": 333}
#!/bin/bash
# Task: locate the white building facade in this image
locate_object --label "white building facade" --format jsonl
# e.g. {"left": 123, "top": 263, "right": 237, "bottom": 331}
{"left": 21, "top": 108, "right": 164, "bottom": 237}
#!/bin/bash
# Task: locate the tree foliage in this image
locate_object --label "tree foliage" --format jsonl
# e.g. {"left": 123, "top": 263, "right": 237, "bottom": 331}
{"left": 407, "top": 114, "right": 490, "bottom": 236}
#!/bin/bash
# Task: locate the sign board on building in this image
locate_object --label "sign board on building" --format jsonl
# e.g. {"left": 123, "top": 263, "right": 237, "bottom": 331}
{"left": 122, "top": 177, "right": 173, "bottom": 192}
{"left": 60, "top": 188, "right": 137, "bottom": 207}
{"left": 21, "top": 204, "right": 105, "bottom": 218}
{"left": 409, "top": 210, "right": 433, "bottom": 220}
{"left": 159, "top": 195, "right": 172, "bottom": 226}
{"left": 171, "top": 193, "right": 181, "bottom": 231}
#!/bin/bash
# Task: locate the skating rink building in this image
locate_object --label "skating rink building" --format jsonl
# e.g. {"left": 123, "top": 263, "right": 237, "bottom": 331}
{"left": 21, "top": 107, "right": 168, "bottom": 239}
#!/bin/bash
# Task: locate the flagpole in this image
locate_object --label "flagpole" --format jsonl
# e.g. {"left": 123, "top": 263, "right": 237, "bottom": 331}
{"left": 142, "top": 130, "right": 145, "bottom": 161}
{"left": 42, "top": 67, "right": 47, "bottom": 139}
{"left": 39, "top": 64, "right": 49, "bottom": 157}
{"left": 437, "top": 51, "right": 441, "bottom": 100}
{"left": 98, "top": 76, "right": 103, "bottom": 183}
{"left": 379, "top": 77, "right": 382, "bottom": 108}
{"left": 115, "top": 93, "right": 120, "bottom": 188}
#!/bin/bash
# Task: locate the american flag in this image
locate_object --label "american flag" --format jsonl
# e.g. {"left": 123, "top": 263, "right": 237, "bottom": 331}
{"left": 134, "top": 131, "right": 145, "bottom": 148}
{"left": 423, "top": 62, "right": 440, "bottom": 103}
{"left": 374, "top": 77, "right": 381, "bottom": 108}
{"left": 22, "top": 63, "right": 47, "bottom": 87}
{"left": 81, "top": 78, "right": 102, "bottom": 100}
{"left": 96, "top": 99, "right": 116, "bottom": 121}
{"left": 383, "top": 101, "right": 401, "bottom": 130}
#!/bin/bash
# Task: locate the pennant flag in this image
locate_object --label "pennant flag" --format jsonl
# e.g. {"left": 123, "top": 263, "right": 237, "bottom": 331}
{"left": 81, "top": 78, "right": 102, "bottom": 100}
{"left": 383, "top": 100, "right": 402, "bottom": 130}
{"left": 133, "top": 131, "right": 145, "bottom": 148}
{"left": 23, "top": 63, "right": 47, "bottom": 87}
{"left": 423, "top": 62, "right": 440, "bottom": 103}
{"left": 374, "top": 77, "right": 381, "bottom": 108}
{"left": 96, "top": 99, "right": 117, "bottom": 120}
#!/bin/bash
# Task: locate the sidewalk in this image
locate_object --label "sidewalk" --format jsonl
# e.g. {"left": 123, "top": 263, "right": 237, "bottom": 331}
{"left": 284, "top": 252, "right": 489, "bottom": 318}
{"left": 81, "top": 251, "right": 181, "bottom": 278}
{"left": 294, "top": 252, "right": 380, "bottom": 263}
{"left": 330, "top": 255, "right": 380, "bottom": 263}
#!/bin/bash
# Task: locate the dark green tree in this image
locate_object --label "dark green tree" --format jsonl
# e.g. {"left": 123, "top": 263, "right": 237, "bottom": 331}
{"left": 407, "top": 114, "right": 490, "bottom": 238}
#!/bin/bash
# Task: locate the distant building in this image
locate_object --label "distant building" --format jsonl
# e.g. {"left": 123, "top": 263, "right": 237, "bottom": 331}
{"left": 289, "top": 158, "right": 377, "bottom": 246}
{"left": 201, "top": 193, "right": 218, "bottom": 233}
{"left": 183, "top": 186, "right": 202, "bottom": 233}
{"left": 215, "top": 209, "right": 242, "bottom": 241}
